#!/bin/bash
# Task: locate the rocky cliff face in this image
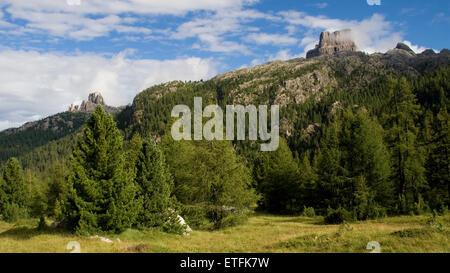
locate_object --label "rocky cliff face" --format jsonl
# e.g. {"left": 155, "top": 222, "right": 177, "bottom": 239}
{"left": 306, "top": 29, "right": 359, "bottom": 59}
{"left": 69, "top": 92, "right": 119, "bottom": 113}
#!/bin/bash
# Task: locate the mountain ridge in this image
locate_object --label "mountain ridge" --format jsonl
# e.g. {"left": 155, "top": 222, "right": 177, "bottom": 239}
{"left": 1, "top": 32, "right": 449, "bottom": 167}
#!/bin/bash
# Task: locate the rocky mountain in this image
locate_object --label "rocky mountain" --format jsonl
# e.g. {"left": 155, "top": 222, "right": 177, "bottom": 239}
{"left": 1, "top": 30, "right": 449, "bottom": 171}
{"left": 69, "top": 92, "right": 121, "bottom": 114}
{"left": 124, "top": 31, "right": 449, "bottom": 145}
{"left": 306, "top": 29, "right": 359, "bottom": 59}
{"left": 0, "top": 92, "right": 121, "bottom": 164}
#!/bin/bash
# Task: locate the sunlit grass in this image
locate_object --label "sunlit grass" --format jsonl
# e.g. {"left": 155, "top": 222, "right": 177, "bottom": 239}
{"left": 0, "top": 213, "right": 448, "bottom": 253}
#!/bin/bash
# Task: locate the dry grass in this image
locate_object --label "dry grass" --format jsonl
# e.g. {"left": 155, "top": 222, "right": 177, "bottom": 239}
{"left": 0, "top": 213, "right": 448, "bottom": 253}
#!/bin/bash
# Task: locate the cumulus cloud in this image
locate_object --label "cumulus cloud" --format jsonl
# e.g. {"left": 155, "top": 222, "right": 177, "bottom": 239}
{"left": 2, "top": 0, "right": 255, "bottom": 16}
{"left": 313, "top": 3, "right": 328, "bottom": 9}
{"left": 0, "top": 0, "right": 258, "bottom": 40}
{"left": 0, "top": 48, "right": 217, "bottom": 131}
{"left": 171, "top": 8, "right": 271, "bottom": 54}
{"left": 245, "top": 33, "right": 298, "bottom": 46}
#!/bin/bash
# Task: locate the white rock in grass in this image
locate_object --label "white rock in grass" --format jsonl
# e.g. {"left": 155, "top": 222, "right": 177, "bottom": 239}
{"left": 90, "top": 235, "right": 113, "bottom": 243}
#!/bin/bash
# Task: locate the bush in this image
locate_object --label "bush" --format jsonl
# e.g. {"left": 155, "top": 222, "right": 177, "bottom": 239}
{"left": 182, "top": 205, "right": 249, "bottom": 230}
{"left": 1, "top": 203, "right": 28, "bottom": 222}
{"left": 162, "top": 210, "right": 188, "bottom": 235}
{"left": 302, "top": 206, "right": 316, "bottom": 217}
{"left": 324, "top": 207, "right": 353, "bottom": 224}
{"left": 353, "top": 202, "right": 387, "bottom": 220}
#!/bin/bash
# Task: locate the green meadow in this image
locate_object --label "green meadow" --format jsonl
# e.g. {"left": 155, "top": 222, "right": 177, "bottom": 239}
{"left": 0, "top": 213, "right": 448, "bottom": 253}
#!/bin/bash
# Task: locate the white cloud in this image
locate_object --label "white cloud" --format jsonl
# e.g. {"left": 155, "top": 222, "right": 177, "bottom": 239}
{"left": 247, "top": 49, "right": 301, "bottom": 68}
{"left": 194, "top": 34, "right": 250, "bottom": 54}
{"left": 269, "top": 49, "right": 301, "bottom": 61}
{"left": 367, "top": 0, "right": 381, "bottom": 6}
{"left": 0, "top": 120, "right": 22, "bottom": 131}
{"left": 314, "top": 3, "right": 328, "bottom": 9}
{"left": 245, "top": 33, "right": 298, "bottom": 46}
{"left": 0, "top": 9, "right": 15, "bottom": 28}
{"left": 402, "top": 40, "right": 429, "bottom": 53}
{"left": 2, "top": 0, "right": 255, "bottom": 16}
{"left": 171, "top": 8, "right": 270, "bottom": 54}
{"left": 2, "top": 8, "right": 152, "bottom": 40}
{"left": 0, "top": 48, "right": 218, "bottom": 131}
{"left": 0, "top": 0, "right": 259, "bottom": 40}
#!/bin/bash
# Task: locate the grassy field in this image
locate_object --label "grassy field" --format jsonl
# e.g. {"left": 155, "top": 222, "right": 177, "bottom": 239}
{"left": 0, "top": 213, "right": 448, "bottom": 253}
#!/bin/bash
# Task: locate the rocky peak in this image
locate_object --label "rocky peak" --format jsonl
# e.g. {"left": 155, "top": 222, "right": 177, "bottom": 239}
{"left": 88, "top": 92, "right": 105, "bottom": 105}
{"left": 395, "top": 43, "right": 416, "bottom": 55}
{"left": 306, "top": 29, "right": 359, "bottom": 59}
{"left": 69, "top": 92, "right": 116, "bottom": 113}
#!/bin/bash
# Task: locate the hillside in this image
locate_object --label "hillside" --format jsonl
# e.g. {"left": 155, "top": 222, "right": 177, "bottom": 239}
{"left": 2, "top": 41, "right": 448, "bottom": 172}
{"left": 0, "top": 93, "right": 122, "bottom": 166}
{"left": 120, "top": 43, "right": 450, "bottom": 151}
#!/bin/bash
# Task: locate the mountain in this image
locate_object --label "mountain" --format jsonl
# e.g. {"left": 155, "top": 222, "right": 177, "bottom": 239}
{"left": 122, "top": 36, "right": 449, "bottom": 143}
{"left": 69, "top": 91, "right": 122, "bottom": 114}
{"left": 1, "top": 30, "right": 449, "bottom": 172}
{"left": 306, "top": 29, "right": 359, "bottom": 59}
{"left": 0, "top": 92, "right": 122, "bottom": 165}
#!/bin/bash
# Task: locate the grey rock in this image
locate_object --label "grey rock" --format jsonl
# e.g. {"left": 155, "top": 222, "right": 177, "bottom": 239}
{"left": 69, "top": 92, "right": 120, "bottom": 114}
{"left": 395, "top": 42, "right": 416, "bottom": 54}
{"left": 420, "top": 49, "right": 437, "bottom": 56}
{"left": 88, "top": 92, "right": 105, "bottom": 105}
{"left": 440, "top": 49, "right": 450, "bottom": 56}
{"left": 306, "top": 29, "right": 359, "bottom": 59}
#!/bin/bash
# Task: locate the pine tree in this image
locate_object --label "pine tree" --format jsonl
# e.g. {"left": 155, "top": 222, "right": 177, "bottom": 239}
{"left": 256, "top": 138, "right": 301, "bottom": 213}
{"left": 125, "top": 133, "right": 143, "bottom": 181}
{"left": 317, "top": 108, "right": 392, "bottom": 218}
{"left": 0, "top": 158, "right": 29, "bottom": 222}
{"left": 46, "top": 162, "right": 69, "bottom": 217}
{"left": 64, "top": 106, "right": 139, "bottom": 234}
{"left": 317, "top": 118, "right": 352, "bottom": 211}
{"left": 425, "top": 108, "right": 449, "bottom": 210}
{"left": 384, "top": 77, "right": 427, "bottom": 213}
{"left": 297, "top": 152, "right": 318, "bottom": 209}
{"left": 346, "top": 109, "right": 393, "bottom": 207}
{"left": 135, "top": 137, "right": 174, "bottom": 228}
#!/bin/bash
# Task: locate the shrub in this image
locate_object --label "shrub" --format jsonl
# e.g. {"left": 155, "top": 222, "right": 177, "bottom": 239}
{"left": 302, "top": 206, "right": 316, "bottom": 217}
{"left": 1, "top": 203, "right": 28, "bottom": 222}
{"left": 324, "top": 207, "right": 353, "bottom": 224}
{"left": 162, "top": 210, "right": 188, "bottom": 235}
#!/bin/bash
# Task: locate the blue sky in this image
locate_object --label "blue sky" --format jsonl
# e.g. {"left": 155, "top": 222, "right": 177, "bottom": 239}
{"left": 0, "top": 0, "right": 448, "bottom": 130}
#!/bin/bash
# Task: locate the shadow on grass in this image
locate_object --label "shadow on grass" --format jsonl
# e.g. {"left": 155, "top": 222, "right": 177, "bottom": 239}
{"left": 262, "top": 216, "right": 325, "bottom": 225}
{"left": 0, "top": 226, "right": 70, "bottom": 240}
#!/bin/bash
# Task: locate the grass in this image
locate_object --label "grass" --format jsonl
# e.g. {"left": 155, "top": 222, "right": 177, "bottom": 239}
{"left": 0, "top": 213, "right": 448, "bottom": 253}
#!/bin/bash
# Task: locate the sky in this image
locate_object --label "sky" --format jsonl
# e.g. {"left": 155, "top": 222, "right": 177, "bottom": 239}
{"left": 0, "top": 0, "right": 448, "bottom": 131}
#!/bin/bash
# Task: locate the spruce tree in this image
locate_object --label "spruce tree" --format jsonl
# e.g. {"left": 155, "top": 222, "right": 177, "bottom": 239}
{"left": 125, "top": 133, "right": 143, "bottom": 181}
{"left": 317, "top": 119, "right": 352, "bottom": 211}
{"left": 0, "top": 158, "right": 28, "bottom": 222}
{"left": 134, "top": 136, "right": 174, "bottom": 228}
{"left": 65, "top": 106, "right": 139, "bottom": 234}
{"left": 256, "top": 138, "right": 301, "bottom": 213}
{"left": 46, "top": 162, "right": 69, "bottom": 218}
{"left": 317, "top": 108, "right": 392, "bottom": 218}
{"left": 346, "top": 109, "right": 393, "bottom": 207}
{"left": 425, "top": 108, "right": 449, "bottom": 210}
